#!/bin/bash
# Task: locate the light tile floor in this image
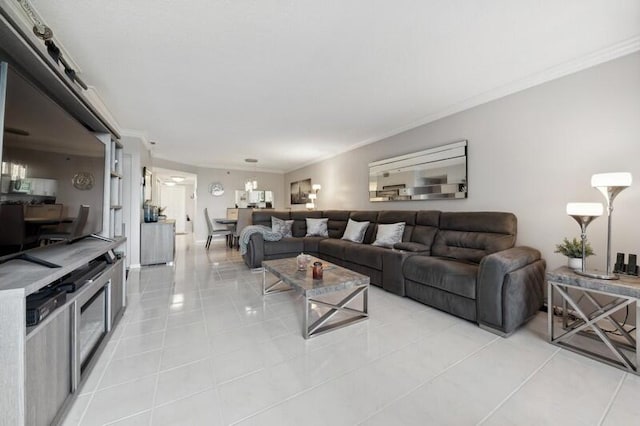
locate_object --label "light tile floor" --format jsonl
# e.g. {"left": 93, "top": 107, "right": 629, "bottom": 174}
{"left": 61, "top": 236, "right": 640, "bottom": 426}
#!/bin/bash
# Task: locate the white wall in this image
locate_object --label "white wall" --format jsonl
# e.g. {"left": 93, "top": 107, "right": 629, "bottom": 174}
{"left": 286, "top": 52, "right": 640, "bottom": 271}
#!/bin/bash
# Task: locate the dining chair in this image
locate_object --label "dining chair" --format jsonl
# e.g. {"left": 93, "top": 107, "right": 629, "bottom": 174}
{"left": 204, "top": 207, "right": 231, "bottom": 250}
{"left": 0, "top": 204, "right": 38, "bottom": 252}
{"left": 39, "top": 205, "right": 90, "bottom": 244}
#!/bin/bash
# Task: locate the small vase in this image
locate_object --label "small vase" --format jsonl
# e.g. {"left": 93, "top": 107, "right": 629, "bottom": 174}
{"left": 568, "top": 257, "right": 583, "bottom": 270}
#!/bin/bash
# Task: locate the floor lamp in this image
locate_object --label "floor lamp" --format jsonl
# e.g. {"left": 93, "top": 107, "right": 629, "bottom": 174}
{"left": 590, "top": 172, "right": 633, "bottom": 279}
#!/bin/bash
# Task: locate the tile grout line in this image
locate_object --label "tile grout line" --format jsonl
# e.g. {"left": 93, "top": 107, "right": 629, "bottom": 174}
{"left": 597, "top": 372, "right": 627, "bottom": 426}
{"left": 196, "top": 261, "right": 227, "bottom": 426}
{"left": 75, "top": 331, "right": 124, "bottom": 425}
{"left": 475, "top": 347, "right": 561, "bottom": 425}
{"left": 228, "top": 323, "right": 452, "bottom": 425}
{"left": 147, "top": 305, "right": 170, "bottom": 426}
{"left": 356, "top": 335, "right": 502, "bottom": 425}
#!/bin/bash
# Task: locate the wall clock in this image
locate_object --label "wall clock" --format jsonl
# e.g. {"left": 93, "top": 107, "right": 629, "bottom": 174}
{"left": 209, "top": 182, "right": 224, "bottom": 196}
{"left": 72, "top": 172, "right": 95, "bottom": 190}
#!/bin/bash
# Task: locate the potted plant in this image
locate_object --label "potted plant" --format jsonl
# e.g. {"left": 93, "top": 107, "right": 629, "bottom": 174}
{"left": 158, "top": 206, "right": 167, "bottom": 220}
{"left": 555, "top": 237, "right": 594, "bottom": 270}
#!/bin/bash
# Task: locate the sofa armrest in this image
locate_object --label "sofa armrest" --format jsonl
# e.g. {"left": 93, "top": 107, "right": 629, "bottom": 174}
{"left": 477, "top": 246, "right": 546, "bottom": 335}
{"left": 243, "top": 233, "right": 265, "bottom": 268}
{"left": 393, "top": 242, "right": 431, "bottom": 253}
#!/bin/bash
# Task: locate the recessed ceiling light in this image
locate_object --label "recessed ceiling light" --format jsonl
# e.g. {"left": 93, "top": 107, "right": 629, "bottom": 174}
{"left": 171, "top": 176, "right": 185, "bottom": 182}
{"left": 244, "top": 158, "right": 258, "bottom": 163}
{"left": 164, "top": 181, "right": 176, "bottom": 186}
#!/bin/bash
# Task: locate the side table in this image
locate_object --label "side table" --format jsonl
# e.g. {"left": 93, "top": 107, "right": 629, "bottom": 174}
{"left": 547, "top": 267, "right": 639, "bottom": 374}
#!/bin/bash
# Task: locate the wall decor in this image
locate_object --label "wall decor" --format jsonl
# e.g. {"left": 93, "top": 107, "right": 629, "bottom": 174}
{"left": 143, "top": 166, "right": 152, "bottom": 204}
{"left": 290, "top": 178, "right": 312, "bottom": 204}
{"left": 368, "top": 140, "right": 468, "bottom": 201}
{"left": 209, "top": 182, "right": 224, "bottom": 196}
{"left": 72, "top": 171, "right": 94, "bottom": 190}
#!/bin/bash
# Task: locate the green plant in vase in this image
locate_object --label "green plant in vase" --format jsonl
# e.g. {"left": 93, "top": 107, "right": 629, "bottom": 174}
{"left": 555, "top": 237, "right": 594, "bottom": 270}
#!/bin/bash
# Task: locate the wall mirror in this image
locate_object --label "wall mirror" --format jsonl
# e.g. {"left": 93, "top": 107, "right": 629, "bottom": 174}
{"left": 369, "top": 140, "right": 467, "bottom": 202}
{"left": 234, "top": 190, "right": 274, "bottom": 208}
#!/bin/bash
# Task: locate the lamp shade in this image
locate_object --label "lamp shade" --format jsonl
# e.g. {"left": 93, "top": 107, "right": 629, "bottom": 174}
{"left": 308, "top": 193, "right": 317, "bottom": 200}
{"left": 566, "top": 202, "right": 603, "bottom": 216}
{"left": 312, "top": 184, "right": 322, "bottom": 191}
{"left": 305, "top": 202, "right": 314, "bottom": 209}
{"left": 591, "top": 172, "right": 632, "bottom": 188}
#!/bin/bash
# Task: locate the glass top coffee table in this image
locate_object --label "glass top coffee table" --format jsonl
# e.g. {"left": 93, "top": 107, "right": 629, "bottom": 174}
{"left": 262, "top": 256, "right": 370, "bottom": 339}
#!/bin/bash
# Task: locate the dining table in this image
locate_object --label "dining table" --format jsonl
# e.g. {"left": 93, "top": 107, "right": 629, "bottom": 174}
{"left": 214, "top": 218, "right": 238, "bottom": 248}
{"left": 24, "top": 217, "right": 74, "bottom": 238}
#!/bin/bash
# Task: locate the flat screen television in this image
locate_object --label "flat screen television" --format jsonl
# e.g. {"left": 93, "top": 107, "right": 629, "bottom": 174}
{"left": 0, "top": 61, "right": 106, "bottom": 260}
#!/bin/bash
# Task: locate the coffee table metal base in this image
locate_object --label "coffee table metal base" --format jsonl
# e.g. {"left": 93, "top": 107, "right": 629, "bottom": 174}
{"left": 262, "top": 269, "right": 369, "bottom": 339}
{"left": 304, "top": 285, "right": 368, "bottom": 339}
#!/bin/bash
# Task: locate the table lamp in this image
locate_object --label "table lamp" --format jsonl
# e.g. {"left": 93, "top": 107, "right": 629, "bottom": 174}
{"left": 591, "top": 172, "right": 632, "bottom": 279}
{"left": 566, "top": 202, "right": 603, "bottom": 277}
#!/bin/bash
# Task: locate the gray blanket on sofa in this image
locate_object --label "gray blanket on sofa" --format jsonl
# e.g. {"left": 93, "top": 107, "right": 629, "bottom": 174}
{"left": 239, "top": 225, "right": 282, "bottom": 255}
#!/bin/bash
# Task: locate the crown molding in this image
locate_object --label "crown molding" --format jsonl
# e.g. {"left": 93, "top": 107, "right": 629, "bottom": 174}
{"left": 286, "top": 36, "right": 640, "bottom": 174}
{"left": 84, "top": 86, "right": 121, "bottom": 134}
{"left": 119, "top": 128, "right": 153, "bottom": 151}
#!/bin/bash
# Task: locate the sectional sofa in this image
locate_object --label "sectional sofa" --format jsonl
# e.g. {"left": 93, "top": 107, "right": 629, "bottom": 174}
{"left": 243, "top": 210, "right": 545, "bottom": 335}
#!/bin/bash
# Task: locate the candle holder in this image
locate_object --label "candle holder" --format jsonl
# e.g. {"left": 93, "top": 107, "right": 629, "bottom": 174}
{"left": 566, "top": 202, "right": 603, "bottom": 278}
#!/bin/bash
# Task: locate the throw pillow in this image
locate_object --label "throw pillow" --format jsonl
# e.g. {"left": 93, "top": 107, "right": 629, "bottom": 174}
{"left": 305, "top": 218, "right": 329, "bottom": 237}
{"left": 341, "top": 218, "right": 370, "bottom": 243}
{"left": 372, "top": 222, "right": 406, "bottom": 248}
{"left": 271, "top": 216, "right": 294, "bottom": 238}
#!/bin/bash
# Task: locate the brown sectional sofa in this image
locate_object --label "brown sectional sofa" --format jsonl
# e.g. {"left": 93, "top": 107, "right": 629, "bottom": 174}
{"left": 243, "top": 209, "right": 545, "bottom": 335}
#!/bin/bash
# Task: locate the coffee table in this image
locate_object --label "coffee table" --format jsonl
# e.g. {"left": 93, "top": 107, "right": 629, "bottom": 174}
{"left": 262, "top": 256, "right": 370, "bottom": 339}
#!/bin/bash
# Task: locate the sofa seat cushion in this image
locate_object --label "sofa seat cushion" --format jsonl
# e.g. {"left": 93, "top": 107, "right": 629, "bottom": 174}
{"left": 403, "top": 256, "right": 479, "bottom": 299}
{"left": 318, "top": 238, "right": 348, "bottom": 259}
{"left": 264, "top": 238, "right": 304, "bottom": 256}
{"left": 303, "top": 236, "right": 325, "bottom": 253}
{"left": 344, "top": 243, "right": 384, "bottom": 270}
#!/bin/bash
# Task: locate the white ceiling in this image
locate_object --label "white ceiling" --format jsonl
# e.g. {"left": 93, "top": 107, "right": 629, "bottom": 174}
{"left": 29, "top": 0, "right": 640, "bottom": 172}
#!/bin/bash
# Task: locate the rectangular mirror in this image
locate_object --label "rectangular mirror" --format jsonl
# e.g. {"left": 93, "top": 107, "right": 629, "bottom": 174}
{"left": 369, "top": 140, "right": 467, "bottom": 202}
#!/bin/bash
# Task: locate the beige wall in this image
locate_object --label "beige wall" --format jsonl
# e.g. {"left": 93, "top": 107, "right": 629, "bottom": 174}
{"left": 286, "top": 52, "right": 640, "bottom": 271}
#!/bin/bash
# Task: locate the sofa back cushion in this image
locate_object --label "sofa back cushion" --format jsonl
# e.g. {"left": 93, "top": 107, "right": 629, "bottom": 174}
{"left": 411, "top": 211, "right": 441, "bottom": 248}
{"left": 349, "top": 211, "right": 379, "bottom": 244}
{"left": 322, "top": 210, "right": 350, "bottom": 238}
{"left": 431, "top": 212, "right": 517, "bottom": 263}
{"left": 253, "top": 211, "right": 290, "bottom": 228}
{"left": 291, "top": 211, "right": 322, "bottom": 237}
{"left": 377, "top": 211, "right": 416, "bottom": 242}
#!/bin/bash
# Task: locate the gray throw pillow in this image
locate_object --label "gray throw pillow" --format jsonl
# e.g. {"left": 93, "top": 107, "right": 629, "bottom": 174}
{"left": 372, "top": 222, "right": 406, "bottom": 248}
{"left": 271, "top": 216, "right": 294, "bottom": 237}
{"left": 305, "top": 218, "right": 328, "bottom": 237}
{"left": 341, "top": 218, "right": 369, "bottom": 243}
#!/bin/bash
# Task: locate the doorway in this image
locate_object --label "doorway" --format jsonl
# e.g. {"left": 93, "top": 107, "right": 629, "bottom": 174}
{"left": 160, "top": 185, "right": 186, "bottom": 233}
{"left": 153, "top": 167, "right": 197, "bottom": 235}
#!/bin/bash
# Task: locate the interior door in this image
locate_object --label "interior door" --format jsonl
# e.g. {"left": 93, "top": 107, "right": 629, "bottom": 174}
{"left": 160, "top": 185, "right": 186, "bottom": 233}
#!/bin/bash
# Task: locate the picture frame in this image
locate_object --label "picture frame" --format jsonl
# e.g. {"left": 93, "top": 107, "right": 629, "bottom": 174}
{"left": 143, "top": 166, "right": 152, "bottom": 204}
{"left": 290, "top": 178, "right": 312, "bottom": 204}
